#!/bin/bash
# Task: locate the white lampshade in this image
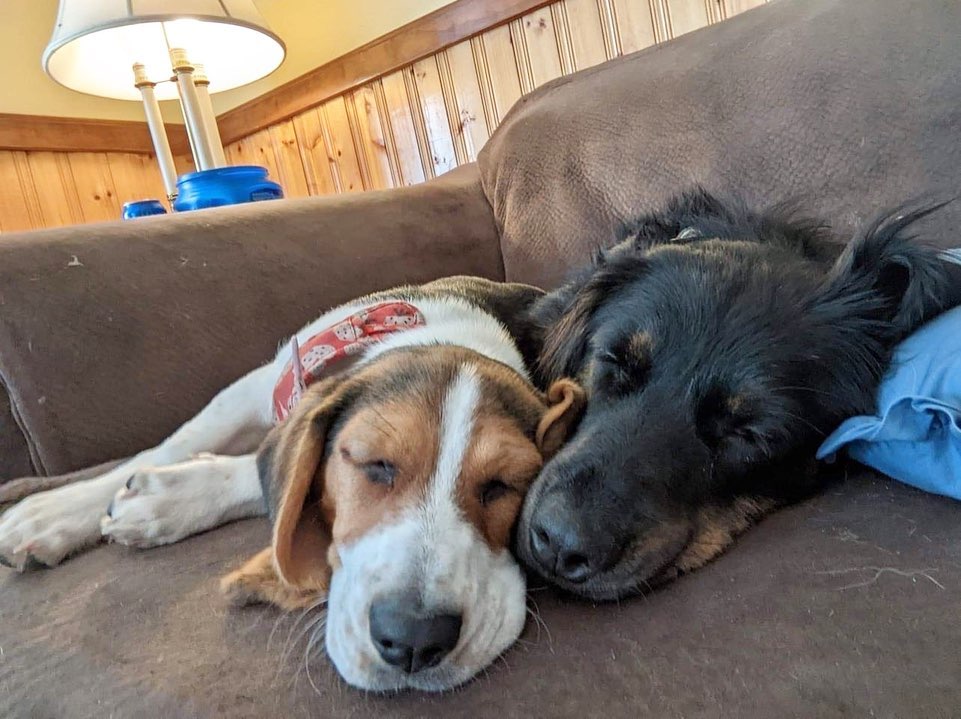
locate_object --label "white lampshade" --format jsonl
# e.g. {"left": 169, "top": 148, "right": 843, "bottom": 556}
{"left": 43, "top": 0, "right": 285, "bottom": 101}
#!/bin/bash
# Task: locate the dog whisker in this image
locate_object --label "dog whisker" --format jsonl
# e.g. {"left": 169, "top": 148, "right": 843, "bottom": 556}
{"left": 525, "top": 593, "right": 553, "bottom": 647}
{"left": 304, "top": 646, "right": 326, "bottom": 697}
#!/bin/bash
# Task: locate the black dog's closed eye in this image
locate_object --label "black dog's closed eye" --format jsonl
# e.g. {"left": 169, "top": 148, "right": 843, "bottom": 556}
{"left": 595, "top": 336, "right": 652, "bottom": 395}
{"left": 695, "top": 388, "right": 760, "bottom": 450}
{"left": 364, "top": 460, "right": 397, "bottom": 487}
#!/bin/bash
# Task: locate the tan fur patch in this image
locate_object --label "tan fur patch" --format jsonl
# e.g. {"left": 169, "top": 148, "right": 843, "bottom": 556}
{"left": 322, "top": 393, "right": 442, "bottom": 548}
{"left": 628, "top": 332, "right": 653, "bottom": 362}
{"left": 220, "top": 547, "right": 325, "bottom": 611}
{"left": 632, "top": 519, "right": 692, "bottom": 558}
{"left": 453, "top": 367, "right": 584, "bottom": 551}
{"left": 727, "top": 394, "right": 748, "bottom": 414}
{"left": 267, "top": 373, "right": 360, "bottom": 593}
{"left": 456, "top": 415, "right": 543, "bottom": 550}
{"left": 675, "top": 496, "right": 778, "bottom": 572}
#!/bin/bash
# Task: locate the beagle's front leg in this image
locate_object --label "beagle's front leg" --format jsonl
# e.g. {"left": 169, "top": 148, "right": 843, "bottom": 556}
{"left": 0, "top": 364, "right": 275, "bottom": 570}
{"left": 100, "top": 453, "right": 265, "bottom": 548}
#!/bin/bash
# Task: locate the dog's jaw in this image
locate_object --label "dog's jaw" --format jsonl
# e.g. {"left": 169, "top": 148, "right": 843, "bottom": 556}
{"left": 324, "top": 498, "right": 527, "bottom": 692}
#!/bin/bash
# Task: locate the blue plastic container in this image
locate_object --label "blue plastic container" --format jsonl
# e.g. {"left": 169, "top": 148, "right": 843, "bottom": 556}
{"left": 122, "top": 199, "right": 167, "bottom": 219}
{"left": 173, "top": 166, "right": 283, "bottom": 212}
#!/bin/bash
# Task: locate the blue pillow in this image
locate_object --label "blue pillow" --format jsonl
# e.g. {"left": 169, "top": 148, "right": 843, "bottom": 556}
{"left": 817, "top": 302, "right": 961, "bottom": 500}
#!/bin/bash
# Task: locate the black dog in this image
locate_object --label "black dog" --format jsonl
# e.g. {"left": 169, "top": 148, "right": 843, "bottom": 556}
{"left": 517, "top": 188, "right": 956, "bottom": 600}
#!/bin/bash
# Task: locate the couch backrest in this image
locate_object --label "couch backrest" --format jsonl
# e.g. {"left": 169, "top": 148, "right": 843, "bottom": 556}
{"left": 478, "top": 0, "right": 961, "bottom": 289}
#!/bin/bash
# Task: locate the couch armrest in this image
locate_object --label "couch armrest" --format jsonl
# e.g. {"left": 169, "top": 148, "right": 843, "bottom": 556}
{"left": 0, "top": 164, "right": 502, "bottom": 478}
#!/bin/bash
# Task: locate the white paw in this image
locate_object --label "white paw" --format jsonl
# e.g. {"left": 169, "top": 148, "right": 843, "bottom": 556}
{"left": 100, "top": 458, "right": 259, "bottom": 548}
{"left": 0, "top": 480, "right": 115, "bottom": 570}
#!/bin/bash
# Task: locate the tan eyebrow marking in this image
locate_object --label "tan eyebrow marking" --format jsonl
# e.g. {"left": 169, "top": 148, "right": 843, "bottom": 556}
{"left": 727, "top": 394, "right": 747, "bottom": 414}
{"left": 627, "top": 332, "right": 654, "bottom": 363}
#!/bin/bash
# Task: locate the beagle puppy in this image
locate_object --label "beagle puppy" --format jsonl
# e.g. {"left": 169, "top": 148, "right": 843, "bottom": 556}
{"left": 0, "top": 277, "right": 584, "bottom": 692}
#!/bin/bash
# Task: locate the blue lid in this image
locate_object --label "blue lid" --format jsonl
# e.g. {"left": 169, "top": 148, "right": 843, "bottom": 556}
{"left": 122, "top": 200, "right": 167, "bottom": 219}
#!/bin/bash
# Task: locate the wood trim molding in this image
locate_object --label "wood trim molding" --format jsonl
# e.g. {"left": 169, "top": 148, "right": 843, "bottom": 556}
{"left": 0, "top": 114, "right": 191, "bottom": 155}
{"left": 216, "top": 0, "right": 555, "bottom": 144}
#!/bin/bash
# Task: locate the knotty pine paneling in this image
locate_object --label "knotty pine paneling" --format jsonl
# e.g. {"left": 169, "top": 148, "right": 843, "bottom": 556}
{"left": 0, "top": 0, "right": 767, "bottom": 232}
{"left": 562, "top": 0, "right": 615, "bottom": 70}
{"left": 291, "top": 109, "right": 340, "bottom": 195}
{"left": 226, "top": 0, "right": 767, "bottom": 203}
{"left": 0, "top": 149, "right": 192, "bottom": 232}
{"left": 380, "top": 71, "right": 429, "bottom": 186}
{"left": 268, "top": 121, "right": 312, "bottom": 198}
{"left": 442, "top": 40, "right": 492, "bottom": 163}
{"left": 348, "top": 85, "right": 396, "bottom": 191}
{"left": 411, "top": 57, "right": 459, "bottom": 178}
{"left": 320, "top": 97, "right": 367, "bottom": 193}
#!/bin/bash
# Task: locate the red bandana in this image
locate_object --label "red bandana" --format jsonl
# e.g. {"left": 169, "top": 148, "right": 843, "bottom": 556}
{"left": 272, "top": 301, "right": 425, "bottom": 422}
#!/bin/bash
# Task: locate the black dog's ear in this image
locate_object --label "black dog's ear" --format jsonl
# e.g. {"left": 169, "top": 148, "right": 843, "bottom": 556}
{"left": 813, "top": 202, "right": 952, "bottom": 343}
{"left": 535, "top": 283, "right": 596, "bottom": 382}
{"left": 534, "top": 253, "right": 649, "bottom": 382}
{"left": 618, "top": 186, "right": 737, "bottom": 249}
{"left": 527, "top": 262, "right": 599, "bottom": 383}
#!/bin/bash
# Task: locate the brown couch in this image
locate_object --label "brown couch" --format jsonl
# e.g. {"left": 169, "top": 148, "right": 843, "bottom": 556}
{"left": 3, "top": 0, "right": 961, "bottom": 716}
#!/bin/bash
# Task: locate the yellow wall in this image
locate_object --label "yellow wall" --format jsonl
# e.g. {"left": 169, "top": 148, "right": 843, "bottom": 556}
{"left": 212, "top": 0, "right": 457, "bottom": 114}
{"left": 1, "top": 0, "right": 455, "bottom": 122}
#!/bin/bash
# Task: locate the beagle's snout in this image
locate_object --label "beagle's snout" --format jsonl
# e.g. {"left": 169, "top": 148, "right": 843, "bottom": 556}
{"left": 369, "top": 599, "right": 462, "bottom": 674}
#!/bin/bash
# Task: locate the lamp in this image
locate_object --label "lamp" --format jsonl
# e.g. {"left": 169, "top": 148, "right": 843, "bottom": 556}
{"left": 42, "top": 1, "right": 285, "bottom": 204}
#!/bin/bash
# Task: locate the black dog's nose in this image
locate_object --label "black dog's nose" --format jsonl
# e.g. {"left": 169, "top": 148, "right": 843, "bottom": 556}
{"left": 368, "top": 600, "right": 462, "bottom": 673}
{"left": 529, "top": 494, "right": 612, "bottom": 583}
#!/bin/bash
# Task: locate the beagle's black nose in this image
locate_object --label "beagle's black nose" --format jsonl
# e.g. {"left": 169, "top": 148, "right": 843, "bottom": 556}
{"left": 528, "top": 492, "right": 613, "bottom": 584}
{"left": 368, "top": 600, "right": 462, "bottom": 673}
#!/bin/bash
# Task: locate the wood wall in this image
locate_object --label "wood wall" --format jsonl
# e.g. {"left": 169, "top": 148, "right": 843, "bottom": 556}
{"left": 0, "top": 0, "right": 766, "bottom": 232}
{"left": 222, "top": 0, "right": 767, "bottom": 198}
{"left": 0, "top": 151, "right": 193, "bottom": 231}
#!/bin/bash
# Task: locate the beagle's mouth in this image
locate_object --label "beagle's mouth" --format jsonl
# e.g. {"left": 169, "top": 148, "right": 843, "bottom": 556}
{"left": 324, "top": 518, "right": 529, "bottom": 692}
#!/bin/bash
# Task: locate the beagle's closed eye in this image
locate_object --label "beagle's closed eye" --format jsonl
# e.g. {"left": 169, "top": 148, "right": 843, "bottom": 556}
{"left": 362, "top": 460, "right": 396, "bottom": 487}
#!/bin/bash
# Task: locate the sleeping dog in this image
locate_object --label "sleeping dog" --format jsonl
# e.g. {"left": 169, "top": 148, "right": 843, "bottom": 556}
{"left": 0, "top": 276, "right": 585, "bottom": 692}
{"left": 518, "top": 189, "right": 956, "bottom": 601}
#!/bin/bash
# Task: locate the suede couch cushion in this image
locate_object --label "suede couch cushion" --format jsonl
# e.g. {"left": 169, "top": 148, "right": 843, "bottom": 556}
{"left": 0, "top": 165, "right": 501, "bottom": 479}
{"left": 3, "top": 471, "right": 960, "bottom": 718}
{"left": 480, "top": 0, "right": 961, "bottom": 289}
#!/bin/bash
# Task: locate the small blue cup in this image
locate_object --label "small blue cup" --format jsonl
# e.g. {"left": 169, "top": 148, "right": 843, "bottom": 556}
{"left": 122, "top": 200, "right": 167, "bottom": 219}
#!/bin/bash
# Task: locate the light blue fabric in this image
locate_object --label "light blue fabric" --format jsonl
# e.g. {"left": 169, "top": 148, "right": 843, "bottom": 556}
{"left": 817, "top": 304, "right": 961, "bottom": 500}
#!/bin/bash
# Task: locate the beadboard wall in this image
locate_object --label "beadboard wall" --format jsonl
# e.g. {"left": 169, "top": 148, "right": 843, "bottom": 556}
{"left": 219, "top": 0, "right": 767, "bottom": 196}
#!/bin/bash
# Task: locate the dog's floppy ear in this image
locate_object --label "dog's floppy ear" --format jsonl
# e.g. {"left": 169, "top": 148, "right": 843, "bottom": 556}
{"left": 267, "top": 374, "right": 356, "bottom": 591}
{"left": 535, "top": 378, "right": 587, "bottom": 458}
{"left": 536, "top": 284, "right": 597, "bottom": 383}
{"left": 813, "top": 202, "right": 952, "bottom": 343}
{"left": 222, "top": 375, "right": 356, "bottom": 609}
{"left": 536, "top": 252, "right": 649, "bottom": 382}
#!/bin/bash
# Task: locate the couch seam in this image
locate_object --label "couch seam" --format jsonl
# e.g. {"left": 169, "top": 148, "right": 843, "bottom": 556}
{"left": 0, "top": 370, "right": 44, "bottom": 477}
